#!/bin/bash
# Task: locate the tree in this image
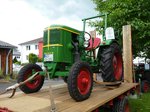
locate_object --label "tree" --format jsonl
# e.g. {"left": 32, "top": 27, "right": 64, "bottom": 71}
{"left": 29, "top": 53, "right": 38, "bottom": 64}
{"left": 92, "top": 0, "right": 150, "bottom": 58}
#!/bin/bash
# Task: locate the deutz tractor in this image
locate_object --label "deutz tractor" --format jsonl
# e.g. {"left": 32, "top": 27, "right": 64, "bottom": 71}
{"left": 17, "top": 14, "right": 123, "bottom": 101}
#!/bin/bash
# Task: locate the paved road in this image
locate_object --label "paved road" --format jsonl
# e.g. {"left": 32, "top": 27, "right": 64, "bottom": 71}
{"left": 0, "top": 79, "right": 65, "bottom": 92}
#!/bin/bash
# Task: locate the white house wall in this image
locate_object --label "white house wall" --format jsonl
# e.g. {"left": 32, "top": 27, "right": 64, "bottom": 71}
{"left": 20, "top": 43, "right": 39, "bottom": 63}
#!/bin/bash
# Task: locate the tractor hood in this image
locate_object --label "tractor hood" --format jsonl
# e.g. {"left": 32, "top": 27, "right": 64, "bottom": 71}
{"left": 44, "top": 24, "right": 81, "bottom": 35}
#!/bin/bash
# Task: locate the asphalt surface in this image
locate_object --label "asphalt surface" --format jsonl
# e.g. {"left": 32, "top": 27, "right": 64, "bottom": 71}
{"left": 0, "top": 79, "right": 65, "bottom": 92}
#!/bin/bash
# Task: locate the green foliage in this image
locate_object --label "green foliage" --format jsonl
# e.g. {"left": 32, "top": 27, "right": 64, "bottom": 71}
{"left": 92, "top": 0, "right": 150, "bottom": 58}
{"left": 29, "top": 53, "right": 38, "bottom": 64}
{"left": 5, "top": 74, "right": 11, "bottom": 81}
{"left": 0, "top": 70, "right": 4, "bottom": 78}
{"left": 13, "top": 57, "right": 18, "bottom": 63}
{"left": 15, "top": 61, "right": 21, "bottom": 65}
{"left": 12, "top": 71, "right": 18, "bottom": 79}
{"left": 38, "top": 57, "right": 42, "bottom": 62}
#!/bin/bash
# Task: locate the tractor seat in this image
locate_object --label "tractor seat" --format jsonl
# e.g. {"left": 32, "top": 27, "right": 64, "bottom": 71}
{"left": 86, "top": 38, "right": 101, "bottom": 50}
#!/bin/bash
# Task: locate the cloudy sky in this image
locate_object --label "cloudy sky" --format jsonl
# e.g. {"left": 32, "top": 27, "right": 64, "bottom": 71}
{"left": 0, "top": 0, "right": 97, "bottom": 46}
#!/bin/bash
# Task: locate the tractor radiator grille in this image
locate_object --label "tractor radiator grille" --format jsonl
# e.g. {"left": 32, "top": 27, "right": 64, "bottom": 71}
{"left": 44, "top": 29, "right": 61, "bottom": 45}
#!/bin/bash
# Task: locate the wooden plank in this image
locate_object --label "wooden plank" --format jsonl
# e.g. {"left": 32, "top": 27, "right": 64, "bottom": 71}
{"left": 57, "top": 83, "right": 137, "bottom": 112}
{"left": 123, "top": 25, "right": 133, "bottom": 83}
{"left": 0, "top": 83, "right": 138, "bottom": 112}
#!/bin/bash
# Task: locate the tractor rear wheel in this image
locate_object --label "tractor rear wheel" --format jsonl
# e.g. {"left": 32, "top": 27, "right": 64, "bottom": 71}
{"left": 67, "top": 61, "right": 93, "bottom": 101}
{"left": 100, "top": 43, "right": 123, "bottom": 82}
{"left": 17, "top": 64, "right": 44, "bottom": 94}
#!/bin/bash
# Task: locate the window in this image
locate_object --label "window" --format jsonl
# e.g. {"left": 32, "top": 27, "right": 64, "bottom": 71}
{"left": 16, "top": 56, "right": 20, "bottom": 59}
{"left": 35, "top": 45, "right": 38, "bottom": 50}
{"left": 26, "top": 45, "right": 30, "bottom": 50}
{"left": 26, "top": 55, "right": 29, "bottom": 60}
{"left": 50, "top": 29, "right": 60, "bottom": 44}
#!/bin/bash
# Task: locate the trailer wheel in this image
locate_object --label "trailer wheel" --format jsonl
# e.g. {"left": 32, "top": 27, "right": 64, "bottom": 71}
{"left": 141, "top": 80, "right": 150, "bottom": 93}
{"left": 17, "top": 64, "right": 44, "bottom": 93}
{"left": 100, "top": 43, "right": 123, "bottom": 82}
{"left": 113, "top": 96, "right": 130, "bottom": 112}
{"left": 67, "top": 61, "right": 93, "bottom": 101}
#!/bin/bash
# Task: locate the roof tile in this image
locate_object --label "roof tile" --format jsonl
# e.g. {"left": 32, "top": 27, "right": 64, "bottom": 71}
{"left": 0, "top": 40, "right": 16, "bottom": 48}
{"left": 19, "top": 37, "right": 43, "bottom": 45}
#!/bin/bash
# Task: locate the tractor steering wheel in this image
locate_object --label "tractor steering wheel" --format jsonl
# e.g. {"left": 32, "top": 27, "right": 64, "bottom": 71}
{"left": 84, "top": 32, "right": 92, "bottom": 48}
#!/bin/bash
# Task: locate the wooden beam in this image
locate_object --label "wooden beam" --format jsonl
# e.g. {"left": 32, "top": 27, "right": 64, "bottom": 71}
{"left": 123, "top": 25, "right": 133, "bottom": 83}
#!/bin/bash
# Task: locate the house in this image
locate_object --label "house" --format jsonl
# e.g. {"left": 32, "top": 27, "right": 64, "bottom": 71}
{"left": 13, "top": 48, "right": 21, "bottom": 62}
{"left": 19, "top": 37, "right": 43, "bottom": 64}
{"left": 0, "top": 40, "right": 16, "bottom": 75}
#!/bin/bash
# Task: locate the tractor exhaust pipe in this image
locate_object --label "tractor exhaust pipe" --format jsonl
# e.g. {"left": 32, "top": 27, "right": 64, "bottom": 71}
{"left": 72, "top": 41, "right": 80, "bottom": 62}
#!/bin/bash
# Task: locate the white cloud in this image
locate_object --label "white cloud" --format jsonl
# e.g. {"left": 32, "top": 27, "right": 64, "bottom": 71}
{"left": 0, "top": 0, "right": 50, "bottom": 46}
{"left": 0, "top": 0, "right": 97, "bottom": 46}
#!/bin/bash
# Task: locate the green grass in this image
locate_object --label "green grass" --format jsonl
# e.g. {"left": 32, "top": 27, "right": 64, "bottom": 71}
{"left": 129, "top": 93, "right": 150, "bottom": 112}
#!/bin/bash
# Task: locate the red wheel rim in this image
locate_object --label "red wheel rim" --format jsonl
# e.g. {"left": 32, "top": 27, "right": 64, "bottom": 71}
{"left": 143, "top": 82, "right": 149, "bottom": 92}
{"left": 125, "top": 103, "right": 130, "bottom": 112}
{"left": 24, "top": 69, "right": 42, "bottom": 89}
{"left": 113, "top": 52, "right": 123, "bottom": 80}
{"left": 77, "top": 68, "right": 91, "bottom": 95}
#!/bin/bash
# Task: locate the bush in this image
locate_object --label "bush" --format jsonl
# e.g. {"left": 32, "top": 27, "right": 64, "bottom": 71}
{"left": 15, "top": 61, "right": 21, "bottom": 65}
{"left": 38, "top": 58, "right": 42, "bottom": 62}
{"left": 13, "top": 57, "right": 18, "bottom": 63}
{"left": 12, "top": 71, "right": 18, "bottom": 79}
{"left": 0, "top": 70, "right": 4, "bottom": 78}
{"left": 29, "top": 53, "right": 38, "bottom": 64}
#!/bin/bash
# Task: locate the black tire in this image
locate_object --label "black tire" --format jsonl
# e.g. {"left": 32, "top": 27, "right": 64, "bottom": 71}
{"left": 141, "top": 80, "right": 150, "bottom": 93}
{"left": 100, "top": 43, "right": 123, "bottom": 82}
{"left": 17, "top": 64, "right": 44, "bottom": 94}
{"left": 67, "top": 61, "right": 93, "bottom": 101}
{"left": 113, "top": 96, "right": 130, "bottom": 112}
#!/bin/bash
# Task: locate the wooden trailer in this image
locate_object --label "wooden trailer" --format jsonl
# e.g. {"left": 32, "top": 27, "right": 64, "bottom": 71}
{"left": 0, "top": 82, "right": 138, "bottom": 112}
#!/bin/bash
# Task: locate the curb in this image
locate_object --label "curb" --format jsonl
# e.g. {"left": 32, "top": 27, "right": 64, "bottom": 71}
{"left": 0, "top": 79, "right": 10, "bottom": 83}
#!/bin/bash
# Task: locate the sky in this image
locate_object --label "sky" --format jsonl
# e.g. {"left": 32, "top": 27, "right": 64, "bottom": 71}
{"left": 0, "top": 0, "right": 98, "bottom": 46}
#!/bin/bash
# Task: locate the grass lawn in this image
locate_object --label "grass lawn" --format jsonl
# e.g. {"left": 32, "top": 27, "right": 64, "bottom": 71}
{"left": 129, "top": 93, "right": 150, "bottom": 112}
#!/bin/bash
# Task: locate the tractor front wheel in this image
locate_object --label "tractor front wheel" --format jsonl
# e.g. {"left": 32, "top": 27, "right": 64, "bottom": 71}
{"left": 67, "top": 61, "right": 93, "bottom": 101}
{"left": 17, "top": 64, "right": 45, "bottom": 94}
{"left": 100, "top": 43, "right": 123, "bottom": 82}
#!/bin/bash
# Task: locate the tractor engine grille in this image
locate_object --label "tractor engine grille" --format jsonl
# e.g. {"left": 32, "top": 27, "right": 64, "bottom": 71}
{"left": 44, "top": 29, "right": 61, "bottom": 45}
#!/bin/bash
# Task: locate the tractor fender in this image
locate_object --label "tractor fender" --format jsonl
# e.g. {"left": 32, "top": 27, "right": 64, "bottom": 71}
{"left": 100, "top": 39, "right": 118, "bottom": 46}
{"left": 97, "top": 39, "right": 119, "bottom": 60}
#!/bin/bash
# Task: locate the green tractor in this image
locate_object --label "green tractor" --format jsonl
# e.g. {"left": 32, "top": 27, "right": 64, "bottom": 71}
{"left": 17, "top": 14, "right": 123, "bottom": 101}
